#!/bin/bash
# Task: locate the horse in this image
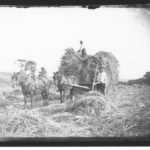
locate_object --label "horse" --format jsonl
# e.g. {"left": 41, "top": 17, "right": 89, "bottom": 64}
{"left": 11, "top": 72, "right": 21, "bottom": 88}
{"left": 53, "top": 72, "right": 77, "bottom": 103}
{"left": 11, "top": 71, "right": 50, "bottom": 109}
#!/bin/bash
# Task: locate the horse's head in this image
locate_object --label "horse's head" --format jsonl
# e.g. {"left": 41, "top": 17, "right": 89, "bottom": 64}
{"left": 11, "top": 71, "right": 29, "bottom": 88}
{"left": 11, "top": 72, "right": 20, "bottom": 88}
{"left": 19, "top": 72, "right": 29, "bottom": 85}
{"left": 53, "top": 72, "right": 63, "bottom": 87}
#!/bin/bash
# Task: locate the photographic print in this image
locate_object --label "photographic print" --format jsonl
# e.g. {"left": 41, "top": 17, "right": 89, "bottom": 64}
{"left": 0, "top": 3, "right": 150, "bottom": 146}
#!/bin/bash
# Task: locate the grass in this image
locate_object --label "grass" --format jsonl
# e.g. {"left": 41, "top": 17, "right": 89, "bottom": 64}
{"left": 0, "top": 73, "right": 150, "bottom": 137}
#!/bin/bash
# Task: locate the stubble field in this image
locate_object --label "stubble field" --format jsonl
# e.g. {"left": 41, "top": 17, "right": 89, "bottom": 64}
{"left": 0, "top": 73, "right": 150, "bottom": 137}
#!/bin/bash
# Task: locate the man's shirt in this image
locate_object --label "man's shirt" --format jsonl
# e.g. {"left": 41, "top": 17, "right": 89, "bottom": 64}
{"left": 96, "top": 71, "right": 107, "bottom": 84}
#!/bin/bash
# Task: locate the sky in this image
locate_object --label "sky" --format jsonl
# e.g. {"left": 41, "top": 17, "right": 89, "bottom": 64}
{"left": 0, "top": 7, "right": 150, "bottom": 80}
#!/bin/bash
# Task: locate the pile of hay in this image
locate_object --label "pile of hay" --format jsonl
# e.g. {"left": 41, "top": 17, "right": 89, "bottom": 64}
{"left": 59, "top": 48, "right": 119, "bottom": 92}
{"left": 66, "top": 91, "right": 114, "bottom": 116}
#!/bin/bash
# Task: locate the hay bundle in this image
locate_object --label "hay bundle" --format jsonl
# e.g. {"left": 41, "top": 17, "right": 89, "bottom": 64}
{"left": 66, "top": 91, "right": 113, "bottom": 116}
{"left": 59, "top": 48, "right": 119, "bottom": 92}
{"left": 95, "top": 51, "right": 119, "bottom": 90}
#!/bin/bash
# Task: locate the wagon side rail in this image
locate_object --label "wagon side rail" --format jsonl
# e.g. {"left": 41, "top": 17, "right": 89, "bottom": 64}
{"left": 62, "top": 83, "right": 91, "bottom": 91}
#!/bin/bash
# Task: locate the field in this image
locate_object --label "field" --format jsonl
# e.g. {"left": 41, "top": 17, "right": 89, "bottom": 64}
{"left": 0, "top": 72, "right": 150, "bottom": 137}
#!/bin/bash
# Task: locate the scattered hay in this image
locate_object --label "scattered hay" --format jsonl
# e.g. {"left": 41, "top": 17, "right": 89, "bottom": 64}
{"left": 0, "top": 97, "right": 8, "bottom": 109}
{"left": 0, "top": 82, "right": 150, "bottom": 137}
{"left": 88, "top": 85, "right": 150, "bottom": 137}
{"left": 52, "top": 112, "right": 74, "bottom": 123}
{"left": 0, "top": 109, "right": 66, "bottom": 137}
{"left": 39, "top": 104, "right": 66, "bottom": 116}
{"left": 0, "top": 110, "right": 44, "bottom": 137}
{"left": 66, "top": 91, "right": 114, "bottom": 116}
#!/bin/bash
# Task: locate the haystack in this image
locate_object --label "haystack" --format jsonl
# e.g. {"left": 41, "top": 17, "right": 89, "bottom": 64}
{"left": 59, "top": 48, "right": 119, "bottom": 92}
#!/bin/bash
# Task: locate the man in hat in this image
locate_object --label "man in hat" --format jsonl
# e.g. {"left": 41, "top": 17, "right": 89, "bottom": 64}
{"left": 77, "top": 40, "right": 87, "bottom": 58}
{"left": 81, "top": 48, "right": 87, "bottom": 58}
{"left": 39, "top": 67, "right": 47, "bottom": 77}
{"left": 38, "top": 67, "right": 49, "bottom": 85}
{"left": 95, "top": 66, "right": 107, "bottom": 94}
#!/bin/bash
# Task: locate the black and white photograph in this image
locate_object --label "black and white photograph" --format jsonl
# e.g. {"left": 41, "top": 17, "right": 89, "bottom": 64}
{"left": 0, "top": 4, "right": 150, "bottom": 145}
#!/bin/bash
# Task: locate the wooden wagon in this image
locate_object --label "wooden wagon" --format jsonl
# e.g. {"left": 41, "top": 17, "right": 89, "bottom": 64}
{"left": 59, "top": 48, "right": 119, "bottom": 95}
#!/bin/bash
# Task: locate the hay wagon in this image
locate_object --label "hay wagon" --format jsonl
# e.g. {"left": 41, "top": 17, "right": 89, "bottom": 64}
{"left": 59, "top": 48, "right": 119, "bottom": 94}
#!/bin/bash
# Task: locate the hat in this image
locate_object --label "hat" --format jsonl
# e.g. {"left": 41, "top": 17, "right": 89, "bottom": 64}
{"left": 40, "top": 67, "right": 47, "bottom": 73}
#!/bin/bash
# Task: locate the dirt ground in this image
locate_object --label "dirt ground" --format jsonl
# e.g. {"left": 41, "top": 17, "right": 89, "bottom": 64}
{"left": 0, "top": 73, "right": 150, "bottom": 137}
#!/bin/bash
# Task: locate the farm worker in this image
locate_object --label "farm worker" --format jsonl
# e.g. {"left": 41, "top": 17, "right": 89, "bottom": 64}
{"left": 77, "top": 40, "right": 87, "bottom": 58}
{"left": 38, "top": 67, "right": 49, "bottom": 85}
{"left": 95, "top": 67, "right": 107, "bottom": 94}
{"left": 81, "top": 48, "right": 87, "bottom": 58}
{"left": 39, "top": 67, "right": 47, "bottom": 77}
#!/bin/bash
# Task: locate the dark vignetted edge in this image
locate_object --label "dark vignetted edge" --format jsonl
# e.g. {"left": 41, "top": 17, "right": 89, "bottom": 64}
{"left": 0, "top": 137, "right": 150, "bottom": 146}
{"left": 0, "top": 0, "right": 149, "bottom": 8}
{"left": 0, "top": 0, "right": 150, "bottom": 147}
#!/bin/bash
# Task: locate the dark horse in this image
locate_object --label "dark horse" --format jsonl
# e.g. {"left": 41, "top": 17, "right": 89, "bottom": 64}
{"left": 53, "top": 72, "right": 77, "bottom": 103}
{"left": 11, "top": 71, "right": 50, "bottom": 109}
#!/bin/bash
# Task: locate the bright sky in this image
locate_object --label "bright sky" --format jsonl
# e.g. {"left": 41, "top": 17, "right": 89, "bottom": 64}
{"left": 0, "top": 7, "right": 150, "bottom": 80}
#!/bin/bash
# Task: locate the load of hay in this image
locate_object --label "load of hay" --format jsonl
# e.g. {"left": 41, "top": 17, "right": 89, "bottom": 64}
{"left": 95, "top": 51, "right": 119, "bottom": 91}
{"left": 59, "top": 48, "right": 83, "bottom": 81}
{"left": 59, "top": 47, "right": 119, "bottom": 92}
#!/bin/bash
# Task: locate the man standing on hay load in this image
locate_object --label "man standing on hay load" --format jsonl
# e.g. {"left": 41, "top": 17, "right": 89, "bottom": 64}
{"left": 77, "top": 40, "right": 87, "bottom": 58}
{"left": 94, "top": 66, "right": 107, "bottom": 95}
